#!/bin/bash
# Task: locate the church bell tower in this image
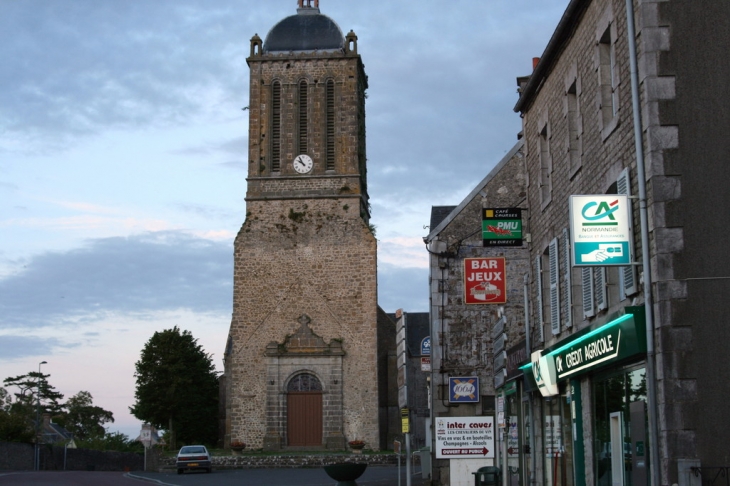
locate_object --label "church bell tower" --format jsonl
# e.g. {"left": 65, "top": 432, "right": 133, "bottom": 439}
{"left": 224, "top": 1, "right": 379, "bottom": 451}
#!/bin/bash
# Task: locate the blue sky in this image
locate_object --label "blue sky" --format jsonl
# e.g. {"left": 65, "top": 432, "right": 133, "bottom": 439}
{"left": 0, "top": 0, "right": 568, "bottom": 439}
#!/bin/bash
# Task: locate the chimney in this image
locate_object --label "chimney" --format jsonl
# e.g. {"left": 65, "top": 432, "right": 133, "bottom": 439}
{"left": 532, "top": 57, "right": 540, "bottom": 71}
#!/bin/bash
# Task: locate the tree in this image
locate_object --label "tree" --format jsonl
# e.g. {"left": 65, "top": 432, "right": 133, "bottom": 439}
{"left": 130, "top": 327, "right": 219, "bottom": 447}
{"left": 54, "top": 391, "right": 114, "bottom": 441}
{"left": 1, "top": 373, "right": 64, "bottom": 443}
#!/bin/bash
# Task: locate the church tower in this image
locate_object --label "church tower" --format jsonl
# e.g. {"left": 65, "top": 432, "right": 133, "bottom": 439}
{"left": 224, "top": 1, "right": 380, "bottom": 450}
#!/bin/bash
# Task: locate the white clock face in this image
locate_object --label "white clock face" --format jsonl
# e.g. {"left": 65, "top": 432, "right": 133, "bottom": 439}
{"left": 293, "top": 154, "right": 313, "bottom": 174}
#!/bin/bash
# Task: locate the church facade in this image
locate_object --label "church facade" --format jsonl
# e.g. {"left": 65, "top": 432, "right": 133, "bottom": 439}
{"left": 223, "top": 1, "right": 385, "bottom": 451}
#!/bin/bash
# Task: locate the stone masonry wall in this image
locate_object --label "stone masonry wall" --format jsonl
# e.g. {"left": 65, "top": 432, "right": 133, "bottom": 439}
{"left": 228, "top": 198, "right": 379, "bottom": 450}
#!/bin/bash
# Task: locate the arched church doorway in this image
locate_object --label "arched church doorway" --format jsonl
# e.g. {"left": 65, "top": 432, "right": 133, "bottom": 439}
{"left": 286, "top": 373, "right": 323, "bottom": 446}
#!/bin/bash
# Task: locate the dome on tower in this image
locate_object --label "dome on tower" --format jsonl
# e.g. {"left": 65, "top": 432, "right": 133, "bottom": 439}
{"left": 263, "top": 3, "right": 344, "bottom": 53}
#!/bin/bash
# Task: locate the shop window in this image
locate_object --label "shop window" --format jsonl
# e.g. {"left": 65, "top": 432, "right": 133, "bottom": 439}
{"left": 593, "top": 367, "right": 649, "bottom": 486}
{"left": 542, "top": 385, "right": 575, "bottom": 486}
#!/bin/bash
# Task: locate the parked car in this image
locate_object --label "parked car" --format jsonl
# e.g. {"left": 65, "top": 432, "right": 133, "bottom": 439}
{"left": 176, "top": 445, "right": 211, "bottom": 474}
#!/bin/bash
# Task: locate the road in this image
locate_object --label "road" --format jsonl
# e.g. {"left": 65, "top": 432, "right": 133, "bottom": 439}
{"left": 0, "top": 466, "right": 427, "bottom": 486}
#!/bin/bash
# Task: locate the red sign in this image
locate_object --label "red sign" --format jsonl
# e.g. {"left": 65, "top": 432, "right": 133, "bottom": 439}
{"left": 464, "top": 257, "right": 506, "bottom": 304}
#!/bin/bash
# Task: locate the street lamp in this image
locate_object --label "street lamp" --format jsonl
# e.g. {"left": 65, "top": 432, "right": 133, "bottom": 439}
{"left": 35, "top": 360, "right": 47, "bottom": 471}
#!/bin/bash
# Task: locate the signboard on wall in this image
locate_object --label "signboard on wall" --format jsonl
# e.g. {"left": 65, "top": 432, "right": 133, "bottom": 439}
{"left": 464, "top": 257, "right": 506, "bottom": 304}
{"left": 569, "top": 195, "right": 632, "bottom": 266}
{"left": 435, "top": 416, "right": 495, "bottom": 458}
{"left": 482, "top": 208, "right": 523, "bottom": 246}
{"left": 449, "top": 377, "right": 480, "bottom": 403}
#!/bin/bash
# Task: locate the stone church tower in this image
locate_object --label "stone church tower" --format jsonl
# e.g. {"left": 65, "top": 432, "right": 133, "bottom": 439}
{"left": 224, "top": 1, "right": 382, "bottom": 451}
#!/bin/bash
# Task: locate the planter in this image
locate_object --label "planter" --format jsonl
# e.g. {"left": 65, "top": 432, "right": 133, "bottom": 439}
{"left": 231, "top": 448, "right": 244, "bottom": 456}
{"left": 348, "top": 441, "right": 366, "bottom": 454}
{"left": 323, "top": 462, "right": 368, "bottom": 486}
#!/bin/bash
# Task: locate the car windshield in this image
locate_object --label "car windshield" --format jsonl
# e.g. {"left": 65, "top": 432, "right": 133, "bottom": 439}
{"left": 180, "top": 446, "right": 206, "bottom": 454}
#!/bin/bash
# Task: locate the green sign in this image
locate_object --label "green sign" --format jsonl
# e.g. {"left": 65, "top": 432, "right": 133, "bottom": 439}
{"left": 550, "top": 311, "right": 646, "bottom": 380}
{"left": 482, "top": 208, "right": 523, "bottom": 247}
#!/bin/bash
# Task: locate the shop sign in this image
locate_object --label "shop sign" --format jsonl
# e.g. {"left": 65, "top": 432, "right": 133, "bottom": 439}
{"left": 449, "top": 377, "right": 480, "bottom": 403}
{"left": 531, "top": 351, "right": 559, "bottom": 397}
{"left": 544, "top": 416, "right": 562, "bottom": 456}
{"left": 464, "top": 257, "right": 506, "bottom": 304}
{"left": 570, "top": 195, "right": 632, "bottom": 266}
{"left": 506, "top": 340, "right": 527, "bottom": 380}
{"left": 435, "top": 416, "right": 495, "bottom": 458}
{"left": 549, "top": 312, "right": 646, "bottom": 381}
{"left": 507, "top": 417, "right": 519, "bottom": 456}
{"left": 503, "top": 380, "right": 517, "bottom": 396}
{"left": 482, "top": 208, "right": 523, "bottom": 247}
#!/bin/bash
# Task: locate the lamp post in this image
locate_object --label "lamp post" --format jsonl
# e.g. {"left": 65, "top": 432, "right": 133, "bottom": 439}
{"left": 35, "top": 360, "right": 47, "bottom": 471}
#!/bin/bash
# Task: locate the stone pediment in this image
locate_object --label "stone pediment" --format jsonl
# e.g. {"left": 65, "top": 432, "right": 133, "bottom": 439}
{"left": 265, "top": 314, "right": 344, "bottom": 356}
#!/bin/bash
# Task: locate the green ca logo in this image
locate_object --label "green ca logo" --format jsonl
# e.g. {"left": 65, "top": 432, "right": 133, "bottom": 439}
{"left": 582, "top": 199, "right": 619, "bottom": 221}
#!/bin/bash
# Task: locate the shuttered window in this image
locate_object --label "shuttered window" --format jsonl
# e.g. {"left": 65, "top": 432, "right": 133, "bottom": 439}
{"left": 535, "top": 256, "right": 545, "bottom": 343}
{"left": 582, "top": 267, "right": 595, "bottom": 318}
{"left": 325, "top": 79, "right": 335, "bottom": 171}
{"left": 562, "top": 228, "right": 573, "bottom": 328}
{"left": 595, "top": 267, "right": 608, "bottom": 311}
{"left": 549, "top": 238, "right": 560, "bottom": 335}
{"left": 617, "top": 168, "right": 638, "bottom": 299}
{"left": 298, "top": 80, "right": 308, "bottom": 155}
{"left": 271, "top": 81, "right": 282, "bottom": 172}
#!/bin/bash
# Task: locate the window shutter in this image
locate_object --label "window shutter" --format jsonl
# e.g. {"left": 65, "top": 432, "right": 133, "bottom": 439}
{"left": 582, "top": 267, "right": 595, "bottom": 318}
{"left": 562, "top": 228, "right": 573, "bottom": 328}
{"left": 595, "top": 267, "right": 608, "bottom": 311}
{"left": 535, "top": 256, "right": 545, "bottom": 342}
{"left": 617, "top": 168, "right": 638, "bottom": 298}
{"left": 549, "top": 238, "right": 560, "bottom": 335}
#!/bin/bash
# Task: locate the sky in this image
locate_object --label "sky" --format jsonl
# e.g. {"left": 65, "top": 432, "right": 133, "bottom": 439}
{"left": 0, "top": 0, "right": 568, "bottom": 440}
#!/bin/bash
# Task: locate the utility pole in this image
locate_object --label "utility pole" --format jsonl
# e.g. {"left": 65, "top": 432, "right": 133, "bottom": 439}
{"left": 35, "top": 360, "right": 47, "bottom": 471}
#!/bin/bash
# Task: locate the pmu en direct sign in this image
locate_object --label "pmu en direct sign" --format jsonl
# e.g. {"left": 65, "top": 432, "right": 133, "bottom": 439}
{"left": 569, "top": 195, "right": 632, "bottom": 266}
{"left": 449, "top": 377, "right": 479, "bottom": 403}
{"left": 435, "top": 416, "right": 494, "bottom": 459}
{"left": 464, "top": 257, "right": 506, "bottom": 304}
{"left": 482, "top": 208, "right": 523, "bottom": 247}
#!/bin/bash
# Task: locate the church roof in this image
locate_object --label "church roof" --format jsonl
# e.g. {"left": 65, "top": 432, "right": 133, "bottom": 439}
{"left": 264, "top": 4, "right": 344, "bottom": 53}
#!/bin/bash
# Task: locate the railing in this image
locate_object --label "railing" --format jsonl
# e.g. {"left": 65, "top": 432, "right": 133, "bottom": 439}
{"left": 691, "top": 466, "right": 730, "bottom": 486}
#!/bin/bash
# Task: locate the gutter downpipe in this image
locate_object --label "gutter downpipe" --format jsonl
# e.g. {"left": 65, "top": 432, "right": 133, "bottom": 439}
{"left": 624, "top": 1, "right": 661, "bottom": 486}
{"left": 524, "top": 273, "right": 536, "bottom": 486}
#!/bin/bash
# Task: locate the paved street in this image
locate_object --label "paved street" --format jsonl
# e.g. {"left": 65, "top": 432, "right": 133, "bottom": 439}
{"left": 0, "top": 467, "right": 428, "bottom": 486}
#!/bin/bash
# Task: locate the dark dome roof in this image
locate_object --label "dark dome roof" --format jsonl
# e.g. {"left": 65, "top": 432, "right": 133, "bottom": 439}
{"left": 264, "top": 11, "right": 344, "bottom": 52}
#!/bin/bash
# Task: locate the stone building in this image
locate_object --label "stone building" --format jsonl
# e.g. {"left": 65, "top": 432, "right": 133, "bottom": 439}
{"left": 424, "top": 142, "right": 530, "bottom": 485}
{"left": 223, "top": 1, "right": 392, "bottom": 451}
{"left": 511, "top": 1, "right": 730, "bottom": 486}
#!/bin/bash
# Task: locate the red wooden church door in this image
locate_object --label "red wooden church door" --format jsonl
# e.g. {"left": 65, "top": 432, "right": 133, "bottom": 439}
{"left": 286, "top": 374, "right": 323, "bottom": 446}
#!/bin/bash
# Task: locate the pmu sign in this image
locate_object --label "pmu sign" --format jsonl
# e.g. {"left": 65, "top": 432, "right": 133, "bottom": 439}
{"left": 464, "top": 257, "right": 506, "bottom": 304}
{"left": 482, "top": 208, "right": 523, "bottom": 247}
{"left": 569, "top": 195, "right": 632, "bottom": 266}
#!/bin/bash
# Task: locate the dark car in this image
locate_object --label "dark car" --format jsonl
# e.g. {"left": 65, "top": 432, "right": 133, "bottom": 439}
{"left": 176, "top": 445, "right": 212, "bottom": 474}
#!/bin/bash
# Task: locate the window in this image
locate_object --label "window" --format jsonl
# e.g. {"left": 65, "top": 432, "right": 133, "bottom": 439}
{"left": 535, "top": 254, "right": 546, "bottom": 343}
{"left": 561, "top": 228, "right": 574, "bottom": 329}
{"left": 325, "top": 79, "right": 335, "bottom": 171}
{"left": 596, "top": 12, "right": 619, "bottom": 138}
{"left": 566, "top": 80, "right": 582, "bottom": 176}
{"left": 271, "top": 81, "right": 282, "bottom": 172}
{"left": 298, "top": 80, "right": 308, "bottom": 155}
{"left": 549, "top": 238, "right": 560, "bottom": 335}
{"left": 539, "top": 123, "right": 552, "bottom": 207}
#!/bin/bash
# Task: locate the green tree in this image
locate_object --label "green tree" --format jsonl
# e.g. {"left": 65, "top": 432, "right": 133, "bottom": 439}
{"left": 0, "top": 387, "right": 34, "bottom": 442}
{"left": 130, "top": 327, "right": 219, "bottom": 447}
{"left": 1, "top": 373, "right": 64, "bottom": 443}
{"left": 54, "top": 391, "right": 114, "bottom": 441}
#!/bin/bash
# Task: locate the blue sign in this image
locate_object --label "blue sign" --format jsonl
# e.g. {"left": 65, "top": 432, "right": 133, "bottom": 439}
{"left": 449, "top": 377, "right": 480, "bottom": 403}
{"left": 421, "top": 337, "right": 431, "bottom": 356}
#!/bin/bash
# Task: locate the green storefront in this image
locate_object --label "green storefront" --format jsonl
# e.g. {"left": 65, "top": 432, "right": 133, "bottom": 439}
{"left": 521, "top": 307, "right": 649, "bottom": 486}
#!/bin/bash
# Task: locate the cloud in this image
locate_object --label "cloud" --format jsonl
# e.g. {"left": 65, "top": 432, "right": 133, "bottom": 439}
{"left": 377, "top": 264, "right": 429, "bottom": 314}
{"left": 0, "top": 335, "right": 65, "bottom": 360}
{"left": 0, "top": 231, "right": 233, "bottom": 329}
